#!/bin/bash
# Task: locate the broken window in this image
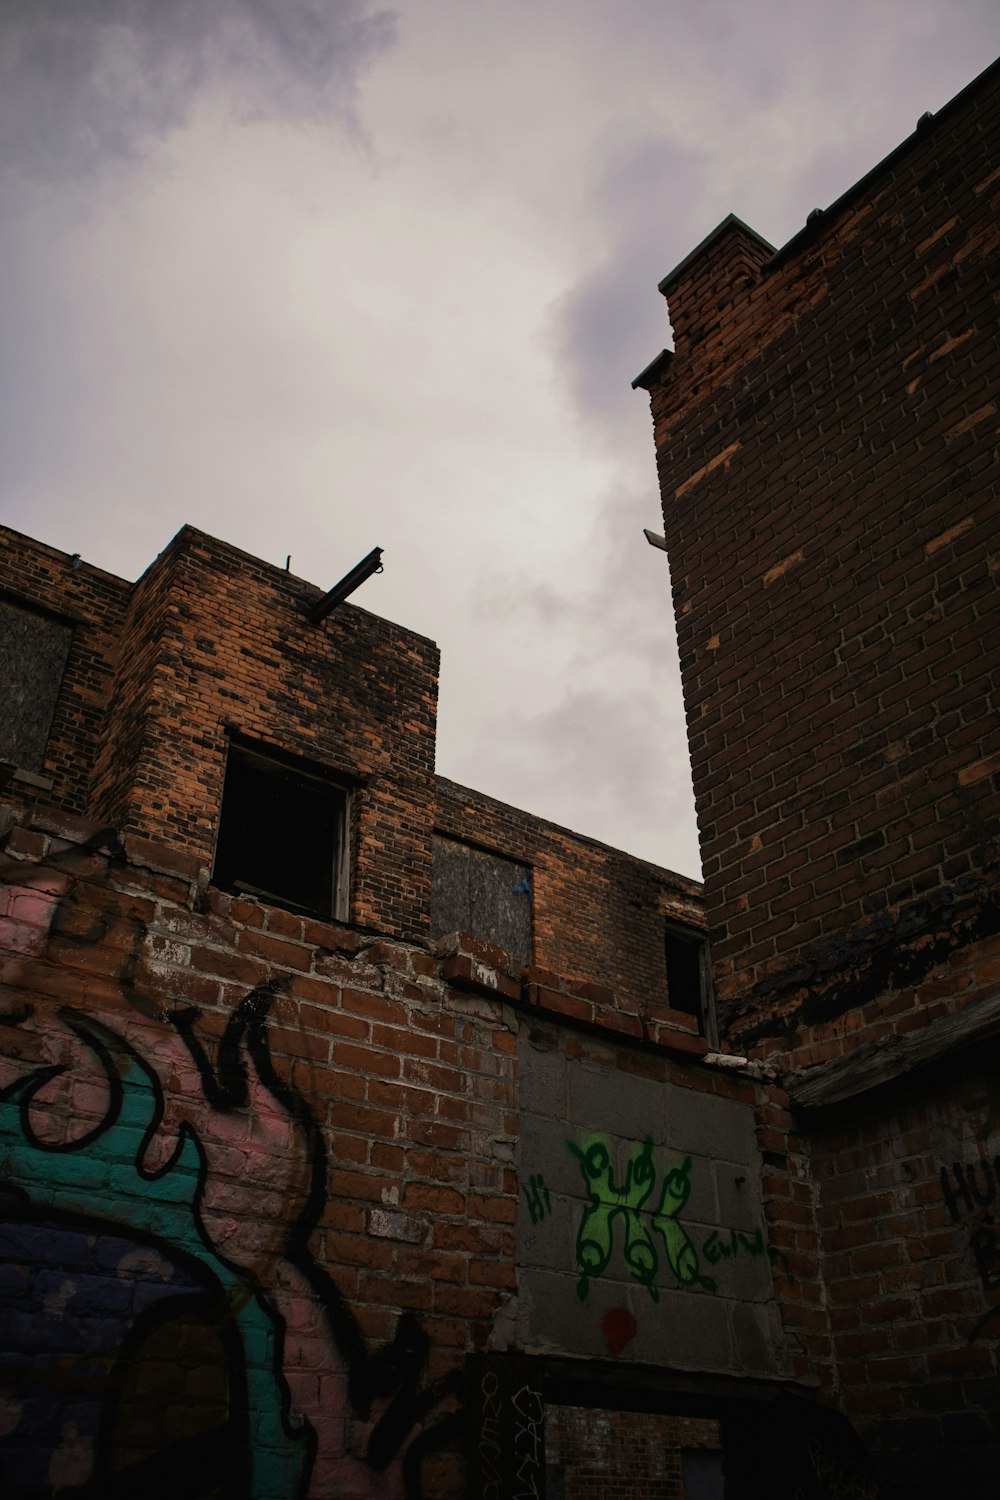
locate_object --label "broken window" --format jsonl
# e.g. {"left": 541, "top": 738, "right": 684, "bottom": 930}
{"left": 213, "top": 741, "right": 350, "bottom": 918}
{"left": 431, "top": 836, "right": 532, "bottom": 965}
{"left": 0, "top": 597, "right": 73, "bottom": 772}
{"left": 665, "top": 921, "right": 716, "bottom": 1044}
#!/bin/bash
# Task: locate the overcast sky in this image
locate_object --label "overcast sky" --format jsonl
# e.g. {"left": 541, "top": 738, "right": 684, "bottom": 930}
{"left": 2, "top": 2, "right": 997, "bottom": 878}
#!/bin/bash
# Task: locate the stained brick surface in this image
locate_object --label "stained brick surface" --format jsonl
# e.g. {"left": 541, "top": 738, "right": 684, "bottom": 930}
{"left": 648, "top": 70, "right": 1000, "bottom": 1043}
{"left": 647, "top": 58, "right": 1000, "bottom": 1498}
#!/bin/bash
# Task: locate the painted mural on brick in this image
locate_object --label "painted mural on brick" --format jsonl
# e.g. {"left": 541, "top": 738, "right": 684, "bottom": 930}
{"left": 0, "top": 837, "right": 468, "bottom": 1499}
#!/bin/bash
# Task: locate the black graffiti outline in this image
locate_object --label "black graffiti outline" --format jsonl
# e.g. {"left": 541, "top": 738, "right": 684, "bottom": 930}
{"left": 0, "top": 1011, "right": 314, "bottom": 1497}
{"left": 170, "top": 981, "right": 464, "bottom": 1490}
{"left": 3, "top": 834, "right": 465, "bottom": 1496}
{"left": 3, "top": 998, "right": 464, "bottom": 1497}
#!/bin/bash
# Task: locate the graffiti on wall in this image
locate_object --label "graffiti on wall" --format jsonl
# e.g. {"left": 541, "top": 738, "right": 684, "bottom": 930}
{"left": 0, "top": 840, "right": 461, "bottom": 1499}
{"left": 523, "top": 1135, "right": 786, "bottom": 1316}
{"left": 939, "top": 1149, "right": 1000, "bottom": 1342}
{"left": 566, "top": 1135, "right": 717, "bottom": 1301}
{"left": 521, "top": 1174, "right": 551, "bottom": 1226}
{"left": 467, "top": 1361, "right": 545, "bottom": 1500}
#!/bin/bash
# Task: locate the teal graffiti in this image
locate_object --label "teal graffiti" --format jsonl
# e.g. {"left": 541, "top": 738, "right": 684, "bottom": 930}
{"left": 0, "top": 1012, "right": 309, "bottom": 1500}
{"left": 522, "top": 1172, "right": 551, "bottom": 1224}
{"left": 566, "top": 1135, "right": 716, "bottom": 1302}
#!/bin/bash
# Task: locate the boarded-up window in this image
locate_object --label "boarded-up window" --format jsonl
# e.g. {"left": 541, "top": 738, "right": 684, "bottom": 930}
{"left": 0, "top": 599, "right": 73, "bottom": 771}
{"left": 431, "top": 837, "right": 532, "bottom": 966}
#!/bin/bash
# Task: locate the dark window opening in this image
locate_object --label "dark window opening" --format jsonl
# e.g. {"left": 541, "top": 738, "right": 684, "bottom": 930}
{"left": 213, "top": 743, "right": 349, "bottom": 918}
{"left": 682, "top": 1447, "right": 726, "bottom": 1500}
{"left": 665, "top": 923, "right": 716, "bottom": 1044}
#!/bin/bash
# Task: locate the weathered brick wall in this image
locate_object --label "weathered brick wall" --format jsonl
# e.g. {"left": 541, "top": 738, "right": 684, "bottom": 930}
{"left": 0, "top": 800, "right": 820, "bottom": 1499}
{"left": 436, "top": 778, "right": 705, "bottom": 1026}
{"left": 807, "top": 1059, "right": 1000, "bottom": 1496}
{"left": 0, "top": 526, "right": 130, "bottom": 814}
{"left": 88, "top": 528, "right": 189, "bottom": 841}
{"left": 86, "top": 526, "right": 441, "bottom": 940}
{"left": 0, "top": 801, "right": 516, "bottom": 1498}
{"left": 545, "top": 1408, "right": 720, "bottom": 1500}
{"left": 2, "top": 522, "right": 705, "bottom": 976}
{"left": 645, "top": 58, "right": 1000, "bottom": 1498}
{"left": 647, "top": 62, "right": 999, "bottom": 1047}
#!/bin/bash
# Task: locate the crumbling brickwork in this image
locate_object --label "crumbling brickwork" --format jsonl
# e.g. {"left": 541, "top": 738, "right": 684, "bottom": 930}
{"left": 88, "top": 526, "right": 442, "bottom": 940}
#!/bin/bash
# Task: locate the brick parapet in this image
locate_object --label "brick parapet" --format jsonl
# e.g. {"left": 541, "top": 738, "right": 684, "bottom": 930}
{"left": 436, "top": 777, "right": 704, "bottom": 1023}
{"left": 0, "top": 526, "right": 130, "bottom": 815}
{"left": 84, "top": 525, "right": 441, "bottom": 939}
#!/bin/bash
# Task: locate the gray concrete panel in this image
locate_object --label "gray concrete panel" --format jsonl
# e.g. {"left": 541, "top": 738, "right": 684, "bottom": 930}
{"left": 568, "top": 1063, "right": 667, "bottom": 1143}
{"left": 519, "top": 1035, "right": 570, "bottom": 1120}
{"left": 667, "top": 1087, "right": 758, "bottom": 1165}
{"left": 729, "top": 1300, "right": 790, "bottom": 1377}
{"left": 714, "top": 1161, "right": 764, "bottom": 1232}
{"left": 518, "top": 1115, "right": 583, "bottom": 1201}
{"left": 629, "top": 1286, "right": 733, "bottom": 1374}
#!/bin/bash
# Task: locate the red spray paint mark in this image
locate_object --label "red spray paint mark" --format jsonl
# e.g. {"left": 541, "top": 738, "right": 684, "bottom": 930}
{"left": 601, "top": 1307, "right": 637, "bottom": 1357}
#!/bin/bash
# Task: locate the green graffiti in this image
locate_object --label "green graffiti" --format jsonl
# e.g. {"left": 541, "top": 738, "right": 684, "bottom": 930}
{"left": 566, "top": 1135, "right": 716, "bottom": 1302}
{"left": 703, "top": 1226, "right": 765, "bottom": 1264}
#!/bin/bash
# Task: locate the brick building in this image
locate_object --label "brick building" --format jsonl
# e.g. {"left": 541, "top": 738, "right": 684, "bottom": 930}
{"left": 636, "top": 55, "right": 999, "bottom": 1499}
{"left": 3, "top": 56, "right": 996, "bottom": 1500}
{"left": 1, "top": 521, "right": 818, "bottom": 1500}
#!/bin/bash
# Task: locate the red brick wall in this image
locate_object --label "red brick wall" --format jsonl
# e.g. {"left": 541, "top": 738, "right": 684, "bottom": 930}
{"left": 436, "top": 778, "right": 705, "bottom": 1027}
{"left": 646, "top": 59, "right": 1000, "bottom": 1497}
{"left": 809, "top": 1058, "right": 1000, "bottom": 1496}
{"left": 86, "top": 526, "right": 441, "bottom": 940}
{"left": 0, "top": 800, "right": 516, "bottom": 1498}
{"left": 648, "top": 63, "right": 1000, "bottom": 1047}
{"left": 0, "top": 800, "right": 773, "bottom": 1500}
{"left": 545, "top": 1407, "right": 720, "bottom": 1500}
{"left": 1, "top": 523, "right": 706, "bottom": 1047}
{"left": 0, "top": 526, "right": 130, "bottom": 814}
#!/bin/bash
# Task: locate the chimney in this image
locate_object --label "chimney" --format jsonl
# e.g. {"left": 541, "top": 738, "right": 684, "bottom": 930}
{"left": 658, "top": 214, "right": 774, "bottom": 347}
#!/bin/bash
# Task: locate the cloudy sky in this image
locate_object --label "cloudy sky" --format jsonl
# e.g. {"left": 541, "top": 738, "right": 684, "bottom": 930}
{"left": 2, "top": 2, "right": 997, "bottom": 878}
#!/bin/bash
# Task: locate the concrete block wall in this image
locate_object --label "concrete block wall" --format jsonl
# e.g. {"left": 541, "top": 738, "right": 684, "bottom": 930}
{"left": 515, "top": 1020, "right": 791, "bottom": 1380}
